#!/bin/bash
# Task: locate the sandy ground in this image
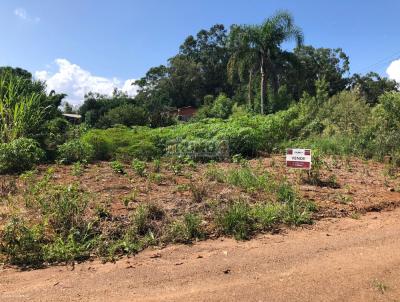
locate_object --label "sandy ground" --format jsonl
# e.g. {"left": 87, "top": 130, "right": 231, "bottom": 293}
{"left": 1, "top": 208, "right": 400, "bottom": 302}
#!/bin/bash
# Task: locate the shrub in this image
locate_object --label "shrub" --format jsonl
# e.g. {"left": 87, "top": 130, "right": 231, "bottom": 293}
{"left": 101, "top": 203, "right": 164, "bottom": 258}
{"left": 81, "top": 131, "right": 112, "bottom": 160}
{"left": 276, "top": 181, "right": 297, "bottom": 203}
{"left": 168, "top": 214, "right": 204, "bottom": 243}
{"left": 319, "top": 91, "right": 370, "bottom": 136}
{"left": 110, "top": 161, "right": 125, "bottom": 174}
{"left": 36, "top": 184, "right": 89, "bottom": 236}
{"left": 44, "top": 117, "right": 70, "bottom": 150}
{"left": 131, "top": 203, "right": 164, "bottom": 237}
{"left": 1, "top": 183, "right": 98, "bottom": 266}
{"left": 216, "top": 201, "right": 254, "bottom": 240}
{"left": 0, "top": 138, "right": 44, "bottom": 174}
{"left": 43, "top": 232, "right": 92, "bottom": 263}
{"left": 194, "top": 94, "right": 234, "bottom": 120}
{"left": 147, "top": 173, "right": 163, "bottom": 184}
{"left": 204, "top": 164, "right": 225, "bottom": 182}
{"left": 307, "top": 151, "right": 325, "bottom": 185}
{"left": 0, "top": 217, "right": 45, "bottom": 266}
{"left": 116, "top": 141, "right": 161, "bottom": 162}
{"left": 71, "top": 161, "right": 85, "bottom": 176}
{"left": 132, "top": 159, "right": 146, "bottom": 176}
{"left": 57, "top": 139, "right": 94, "bottom": 164}
{"left": 188, "top": 182, "right": 207, "bottom": 203}
{"left": 169, "top": 137, "right": 222, "bottom": 162}
{"left": 98, "top": 104, "right": 148, "bottom": 128}
{"left": 152, "top": 159, "right": 161, "bottom": 172}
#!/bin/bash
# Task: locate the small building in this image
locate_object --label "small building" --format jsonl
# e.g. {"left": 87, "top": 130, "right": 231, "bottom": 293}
{"left": 62, "top": 113, "right": 82, "bottom": 124}
{"left": 168, "top": 106, "right": 198, "bottom": 121}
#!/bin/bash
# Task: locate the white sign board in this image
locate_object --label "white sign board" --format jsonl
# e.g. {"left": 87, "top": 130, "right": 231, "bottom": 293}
{"left": 286, "top": 148, "right": 312, "bottom": 170}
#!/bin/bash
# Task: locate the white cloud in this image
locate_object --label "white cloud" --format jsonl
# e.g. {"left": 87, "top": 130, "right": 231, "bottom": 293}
{"left": 387, "top": 59, "right": 400, "bottom": 84}
{"left": 14, "top": 8, "right": 40, "bottom": 23}
{"left": 35, "top": 59, "right": 138, "bottom": 105}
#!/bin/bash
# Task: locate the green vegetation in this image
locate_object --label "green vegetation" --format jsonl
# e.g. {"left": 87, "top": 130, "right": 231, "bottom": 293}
{"left": 0, "top": 10, "right": 399, "bottom": 267}
{"left": 110, "top": 161, "right": 125, "bottom": 174}
{"left": 71, "top": 161, "right": 85, "bottom": 176}
{"left": 57, "top": 139, "right": 94, "bottom": 164}
{"left": 0, "top": 138, "right": 44, "bottom": 173}
{"left": 1, "top": 181, "right": 96, "bottom": 266}
{"left": 0, "top": 11, "right": 398, "bottom": 174}
{"left": 131, "top": 159, "right": 146, "bottom": 176}
{"left": 0, "top": 164, "right": 316, "bottom": 266}
{"left": 225, "top": 167, "right": 269, "bottom": 193}
{"left": 168, "top": 213, "right": 204, "bottom": 243}
{"left": 216, "top": 201, "right": 254, "bottom": 240}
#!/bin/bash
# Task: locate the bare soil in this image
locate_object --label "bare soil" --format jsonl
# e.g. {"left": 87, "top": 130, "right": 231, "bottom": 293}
{"left": 1, "top": 156, "right": 400, "bottom": 301}
{"left": 1, "top": 206, "right": 400, "bottom": 301}
{"left": 2, "top": 155, "right": 399, "bottom": 222}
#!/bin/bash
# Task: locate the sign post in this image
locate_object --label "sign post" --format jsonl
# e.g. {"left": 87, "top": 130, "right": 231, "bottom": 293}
{"left": 286, "top": 149, "right": 312, "bottom": 170}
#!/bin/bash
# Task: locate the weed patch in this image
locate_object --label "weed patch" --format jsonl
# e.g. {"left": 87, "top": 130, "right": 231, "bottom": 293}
{"left": 168, "top": 213, "right": 204, "bottom": 243}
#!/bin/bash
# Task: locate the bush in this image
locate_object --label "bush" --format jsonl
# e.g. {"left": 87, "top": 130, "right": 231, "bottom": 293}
{"left": 98, "top": 104, "right": 149, "bottom": 128}
{"left": 35, "top": 184, "right": 89, "bottom": 236}
{"left": 57, "top": 139, "right": 94, "bottom": 164}
{"left": 43, "top": 232, "right": 92, "bottom": 263}
{"left": 204, "top": 163, "right": 225, "bottom": 182}
{"left": 188, "top": 182, "right": 207, "bottom": 202}
{"left": 0, "top": 138, "right": 44, "bottom": 174}
{"left": 216, "top": 201, "right": 254, "bottom": 240}
{"left": 319, "top": 91, "right": 370, "bottom": 136}
{"left": 110, "top": 161, "right": 125, "bottom": 174}
{"left": 132, "top": 159, "right": 146, "bottom": 176}
{"left": 44, "top": 117, "right": 71, "bottom": 150}
{"left": 168, "top": 214, "right": 204, "bottom": 243}
{"left": 131, "top": 203, "right": 164, "bottom": 237}
{"left": 1, "top": 183, "right": 97, "bottom": 266}
{"left": 117, "top": 141, "right": 161, "bottom": 162}
{"left": 276, "top": 181, "right": 297, "bottom": 203}
{"left": 0, "top": 217, "right": 45, "bottom": 266}
{"left": 194, "top": 94, "right": 234, "bottom": 120}
{"left": 81, "top": 131, "right": 112, "bottom": 160}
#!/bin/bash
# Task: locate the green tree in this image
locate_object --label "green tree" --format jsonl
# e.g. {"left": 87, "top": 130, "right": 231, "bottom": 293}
{"left": 291, "top": 46, "right": 350, "bottom": 98}
{"left": 179, "top": 24, "right": 231, "bottom": 98}
{"left": 227, "top": 25, "right": 259, "bottom": 109}
{"left": 319, "top": 91, "right": 370, "bottom": 135}
{"left": 79, "top": 92, "right": 135, "bottom": 127}
{"left": 230, "top": 11, "right": 303, "bottom": 114}
{"left": 349, "top": 72, "right": 398, "bottom": 105}
{"left": 63, "top": 102, "right": 74, "bottom": 113}
{"left": 97, "top": 104, "right": 148, "bottom": 128}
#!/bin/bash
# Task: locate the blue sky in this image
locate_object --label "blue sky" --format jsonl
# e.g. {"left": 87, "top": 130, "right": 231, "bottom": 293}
{"left": 1, "top": 0, "right": 399, "bottom": 104}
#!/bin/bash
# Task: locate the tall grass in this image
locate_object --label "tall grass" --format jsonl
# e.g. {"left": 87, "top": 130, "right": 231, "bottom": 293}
{"left": 0, "top": 72, "right": 48, "bottom": 142}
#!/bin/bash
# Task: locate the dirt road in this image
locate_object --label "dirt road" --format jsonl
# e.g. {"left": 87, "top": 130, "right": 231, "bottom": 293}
{"left": 2, "top": 208, "right": 400, "bottom": 302}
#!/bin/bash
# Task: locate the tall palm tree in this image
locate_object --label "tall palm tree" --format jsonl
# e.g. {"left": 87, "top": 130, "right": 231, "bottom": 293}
{"left": 227, "top": 25, "right": 259, "bottom": 109}
{"left": 229, "top": 11, "right": 303, "bottom": 114}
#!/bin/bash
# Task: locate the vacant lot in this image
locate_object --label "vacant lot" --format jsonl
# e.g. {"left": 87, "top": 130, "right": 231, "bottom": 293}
{"left": 1, "top": 206, "right": 400, "bottom": 302}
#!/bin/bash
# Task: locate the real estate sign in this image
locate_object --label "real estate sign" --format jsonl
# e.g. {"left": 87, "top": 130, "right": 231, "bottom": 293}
{"left": 286, "top": 148, "right": 311, "bottom": 170}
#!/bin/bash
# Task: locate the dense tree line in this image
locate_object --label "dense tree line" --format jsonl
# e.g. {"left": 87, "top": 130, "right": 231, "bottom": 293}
{"left": 1, "top": 11, "right": 398, "bottom": 136}
{"left": 76, "top": 11, "right": 397, "bottom": 128}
